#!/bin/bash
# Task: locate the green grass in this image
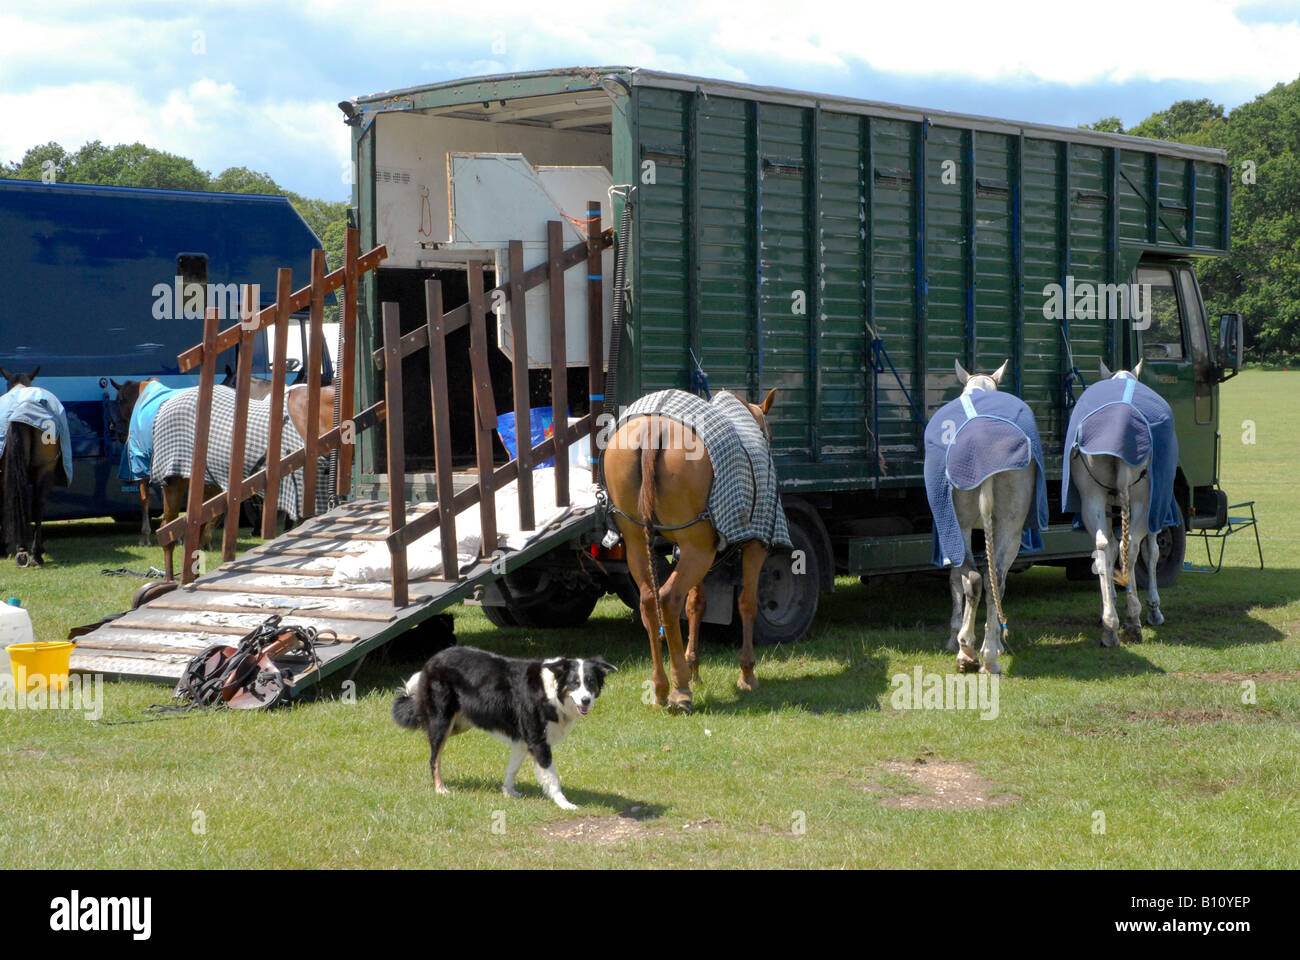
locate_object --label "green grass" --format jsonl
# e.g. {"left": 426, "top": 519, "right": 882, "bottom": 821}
{"left": 2, "top": 371, "right": 1298, "bottom": 868}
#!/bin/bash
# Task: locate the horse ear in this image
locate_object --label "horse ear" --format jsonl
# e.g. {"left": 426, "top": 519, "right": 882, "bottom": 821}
{"left": 110, "top": 379, "right": 122, "bottom": 390}
{"left": 30, "top": 367, "right": 39, "bottom": 381}
{"left": 991, "top": 359, "right": 1011, "bottom": 384}
{"left": 1133, "top": 359, "right": 1144, "bottom": 380}
{"left": 0, "top": 368, "right": 10, "bottom": 381}
{"left": 760, "top": 387, "right": 777, "bottom": 415}
{"left": 1099, "top": 360, "right": 1113, "bottom": 380}
{"left": 954, "top": 360, "right": 970, "bottom": 385}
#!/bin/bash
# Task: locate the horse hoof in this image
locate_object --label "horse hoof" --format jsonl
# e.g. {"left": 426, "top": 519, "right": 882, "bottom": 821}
{"left": 667, "top": 691, "right": 693, "bottom": 715}
{"left": 1099, "top": 629, "right": 1119, "bottom": 648}
{"left": 957, "top": 653, "right": 980, "bottom": 674}
{"left": 979, "top": 663, "right": 1001, "bottom": 676}
{"left": 654, "top": 697, "right": 669, "bottom": 708}
{"left": 945, "top": 637, "right": 960, "bottom": 653}
{"left": 737, "top": 673, "right": 759, "bottom": 692}
{"left": 1120, "top": 625, "right": 1143, "bottom": 645}
{"left": 1147, "top": 609, "right": 1164, "bottom": 627}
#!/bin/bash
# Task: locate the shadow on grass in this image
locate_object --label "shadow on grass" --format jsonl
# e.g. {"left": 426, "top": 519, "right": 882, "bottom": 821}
{"left": 428, "top": 774, "right": 669, "bottom": 816}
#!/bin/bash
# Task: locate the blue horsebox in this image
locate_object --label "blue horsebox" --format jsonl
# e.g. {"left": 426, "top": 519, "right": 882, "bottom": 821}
{"left": 0, "top": 178, "right": 326, "bottom": 520}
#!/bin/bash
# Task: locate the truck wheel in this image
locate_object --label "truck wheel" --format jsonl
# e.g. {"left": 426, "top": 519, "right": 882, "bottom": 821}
{"left": 481, "top": 603, "right": 519, "bottom": 628}
{"left": 752, "top": 518, "right": 821, "bottom": 646}
{"left": 1135, "top": 518, "right": 1186, "bottom": 590}
{"left": 509, "top": 587, "right": 598, "bottom": 628}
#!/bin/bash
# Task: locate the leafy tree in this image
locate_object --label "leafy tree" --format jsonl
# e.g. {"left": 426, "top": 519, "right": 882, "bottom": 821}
{"left": 1081, "top": 117, "right": 1125, "bottom": 133}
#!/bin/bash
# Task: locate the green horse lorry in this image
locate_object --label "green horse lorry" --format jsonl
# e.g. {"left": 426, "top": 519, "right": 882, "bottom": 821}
{"left": 341, "top": 67, "right": 1243, "bottom": 640}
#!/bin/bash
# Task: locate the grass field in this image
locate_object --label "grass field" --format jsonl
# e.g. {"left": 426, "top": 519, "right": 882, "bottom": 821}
{"left": 2, "top": 371, "right": 1298, "bottom": 869}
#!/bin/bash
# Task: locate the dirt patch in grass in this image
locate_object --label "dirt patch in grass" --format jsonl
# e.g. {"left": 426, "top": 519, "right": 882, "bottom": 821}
{"left": 863, "top": 760, "right": 1020, "bottom": 810}
{"left": 540, "top": 806, "right": 720, "bottom": 845}
{"left": 1126, "top": 707, "right": 1250, "bottom": 723}
{"left": 1175, "top": 671, "right": 1300, "bottom": 683}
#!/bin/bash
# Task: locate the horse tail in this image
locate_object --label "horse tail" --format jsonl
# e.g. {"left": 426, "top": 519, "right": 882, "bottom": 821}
{"left": 1118, "top": 477, "right": 1132, "bottom": 589}
{"left": 638, "top": 419, "right": 666, "bottom": 640}
{"left": 1, "top": 425, "right": 32, "bottom": 553}
{"left": 980, "top": 482, "right": 1007, "bottom": 639}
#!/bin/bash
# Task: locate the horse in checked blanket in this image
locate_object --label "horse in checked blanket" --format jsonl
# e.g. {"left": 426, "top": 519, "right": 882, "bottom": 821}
{"left": 114, "top": 379, "right": 334, "bottom": 572}
{"left": 603, "top": 387, "right": 785, "bottom": 714}
{"left": 113, "top": 376, "right": 275, "bottom": 545}
{"left": 924, "top": 360, "right": 1049, "bottom": 674}
{"left": 1063, "top": 361, "right": 1179, "bottom": 647}
{"left": 0, "top": 367, "right": 72, "bottom": 566}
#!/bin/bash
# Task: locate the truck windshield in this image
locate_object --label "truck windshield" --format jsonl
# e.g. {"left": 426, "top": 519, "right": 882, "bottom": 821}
{"left": 1178, "top": 267, "right": 1210, "bottom": 366}
{"left": 1138, "top": 265, "right": 1184, "bottom": 361}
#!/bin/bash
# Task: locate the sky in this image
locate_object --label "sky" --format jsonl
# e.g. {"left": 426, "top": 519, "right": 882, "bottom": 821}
{"left": 2, "top": 0, "right": 1298, "bottom": 202}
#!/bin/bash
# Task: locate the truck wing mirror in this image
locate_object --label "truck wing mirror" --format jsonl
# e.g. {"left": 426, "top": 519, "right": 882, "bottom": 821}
{"left": 1217, "top": 313, "right": 1243, "bottom": 381}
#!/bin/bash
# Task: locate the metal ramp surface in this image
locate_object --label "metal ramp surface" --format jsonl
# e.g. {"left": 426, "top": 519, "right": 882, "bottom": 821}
{"left": 68, "top": 498, "right": 602, "bottom": 693}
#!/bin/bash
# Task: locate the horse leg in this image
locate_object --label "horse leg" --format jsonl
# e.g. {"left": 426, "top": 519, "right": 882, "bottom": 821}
{"left": 685, "top": 584, "right": 705, "bottom": 682}
{"left": 980, "top": 507, "right": 1022, "bottom": 675}
{"left": 947, "top": 566, "right": 964, "bottom": 653}
{"left": 1144, "top": 531, "right": 1164, "bottom": 626}
{"left": 29, "top": 469, "right": 54, "bottom": 566}
{"left": 1082, "top": 495, "right": 1120, "bottom": 648}
{"left": 737, "top": 540, "right": 767, "bottom": 692}
{"left": 621, "top": 519, "right": 670, "bottom": 706}
{"left": 138, "top": 481, "right": 151, "bottom": 546}
{"left": 1116, "top": 466, "right": 1144, "bottom": 644}
{"left": 659, "top": 529, "right": 715, "bottom": 711}
{"left": 161, "top": 479, "right": 185, "bottom": 580}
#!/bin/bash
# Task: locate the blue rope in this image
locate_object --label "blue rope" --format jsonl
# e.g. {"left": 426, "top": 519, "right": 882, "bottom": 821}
{"left": 869, "top": 336, "right": 926, "bottom": 487}
{"left": 689, "top": 349, "right": 711, "bottom": 399}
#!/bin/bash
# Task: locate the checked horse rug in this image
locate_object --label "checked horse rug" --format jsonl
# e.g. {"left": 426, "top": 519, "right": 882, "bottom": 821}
{"left": 616, "top": 389, "right": 792, "bottom": 553}
{"left": 151, "top": 385, "right": 328, "bottom": 520}
{"left": 924, "top": 388, "right": 1049, "bottom": 568}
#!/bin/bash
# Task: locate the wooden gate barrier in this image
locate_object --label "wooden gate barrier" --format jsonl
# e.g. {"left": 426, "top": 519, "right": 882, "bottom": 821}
{"left": 157, "top": 227, "right": 388, "bottom": 583}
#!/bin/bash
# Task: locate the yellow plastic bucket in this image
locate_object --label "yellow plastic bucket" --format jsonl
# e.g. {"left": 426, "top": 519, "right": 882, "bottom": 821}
{"left": 6, "top": 641, "right": 75, "bottom": 693}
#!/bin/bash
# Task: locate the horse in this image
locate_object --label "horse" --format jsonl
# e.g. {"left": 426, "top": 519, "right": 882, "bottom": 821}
{"left": 152, "top": 382, "right": 337, "bottom": 577}
{"left": 114, "top": 375, "right": 276, "bottom": 545}
{"left": 1063, "top": 361, "right": 1178, "bottom": 646}
{"left": 925, "top": 360, "right": 1048, "bottom": 674}
{"left": 0, "top": 367, "right": 71, "bottom": 566}
{"left": 603, "top": 387, "right": 783, "bottom": 714}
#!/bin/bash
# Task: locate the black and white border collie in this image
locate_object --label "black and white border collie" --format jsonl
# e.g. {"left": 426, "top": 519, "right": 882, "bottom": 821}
{"left": 392, "top": 646, "right": 616, "bottom": 810}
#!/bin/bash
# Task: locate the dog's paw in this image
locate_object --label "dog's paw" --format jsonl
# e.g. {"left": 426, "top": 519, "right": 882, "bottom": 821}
{"left": 554, "top": 797, "right": 578, "bottom": 811}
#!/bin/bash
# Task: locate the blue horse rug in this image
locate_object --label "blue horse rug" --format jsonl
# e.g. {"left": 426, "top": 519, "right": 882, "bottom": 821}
{"left": 0, "top": 385, "right": 73, "bottom": 484}
{"left": 1062, "top": 374, "right": 1180, "bottom": 532}
{"left": 924, "top": 388, "right": 1049, "bottom": 568}
{"left": 118, "top": 380, "right": 184, "bottom": 483}
{"left": 615, "top": 389, "right": 792, "bottom": 553}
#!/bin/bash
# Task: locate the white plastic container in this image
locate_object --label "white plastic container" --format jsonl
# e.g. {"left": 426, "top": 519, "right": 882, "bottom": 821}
{"left": 2, "top": 601, "right": 35, "bottom": 679}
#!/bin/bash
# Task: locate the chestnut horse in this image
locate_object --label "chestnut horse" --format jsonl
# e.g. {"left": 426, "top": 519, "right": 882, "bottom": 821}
{"left": 603, "top": 389, "right": 777, "bottom": 714}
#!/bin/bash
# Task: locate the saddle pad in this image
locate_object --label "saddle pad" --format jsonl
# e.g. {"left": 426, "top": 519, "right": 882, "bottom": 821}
{"left": 924, "top": 388, "right": 1049, "bottom": 568}
{"left": 1061, "top": 374, "right": 1180, "bottom": 532}
{"left": 0, "top": 385, "right": 73, "bottom": 484}
{"left": 151, "top": 385, "right": 328, "bottom": 520}
{"left": 118, "top": 380, "right": 184, "bottom": 482}
{"left": 615, "top": 389, "right": 792, "bottom": 553}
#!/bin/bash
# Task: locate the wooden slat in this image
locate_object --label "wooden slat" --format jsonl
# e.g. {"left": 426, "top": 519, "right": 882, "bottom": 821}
{"left": 467, "top": 262, "right": 498, "bottom": 562}
{"left": 586, "top": 200, "right": 604, "bottom": 465}
{"left": 181, "top": 308, "right": 220, "bottom": 585}
{"left": 373, "top": 229, "right": 613, "bottom": 369}
{"left": 508, "top": 239, "right": 535, "bottom": 532}
{"left": 382, "top": 301, "right": 409, "bottom": 608}
{"left": 177, "top": 244, "right": 387, "bottom": 372}
{"left": 548, "top": 219, "right": 570, "bottom": 508}
{"left": 263, "top": 267, "right": 293, "bottom": 539}
{"left": 190, "top": 581, "right": 400, "bottom": 602}
{"left": 106, "top": 617, "right": 360, "bottom": 644}
{"left": 302, "top": 249, "right": 326, "bottom": 519}
{"left": 426, "top": 279, "right": 460, "bottom": 582}
{"left": 223, "top": 285, "right": 257, "bottom": 561}
{"left": 338, "top": 227, "right": 360, "bottom": 495}
{"left": 149, "top": 596, "right": 396, "bottom": 623}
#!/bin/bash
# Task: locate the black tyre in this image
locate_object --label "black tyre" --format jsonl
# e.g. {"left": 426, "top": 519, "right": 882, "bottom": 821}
{"left": 1135, "top": 518, "right": 1186, "bottom": 590}
{"left": 481, "top": 603, "right": 519, "bottom": 628}
{"left": 752, "top": 518, "right": 821, "bottom": 646}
